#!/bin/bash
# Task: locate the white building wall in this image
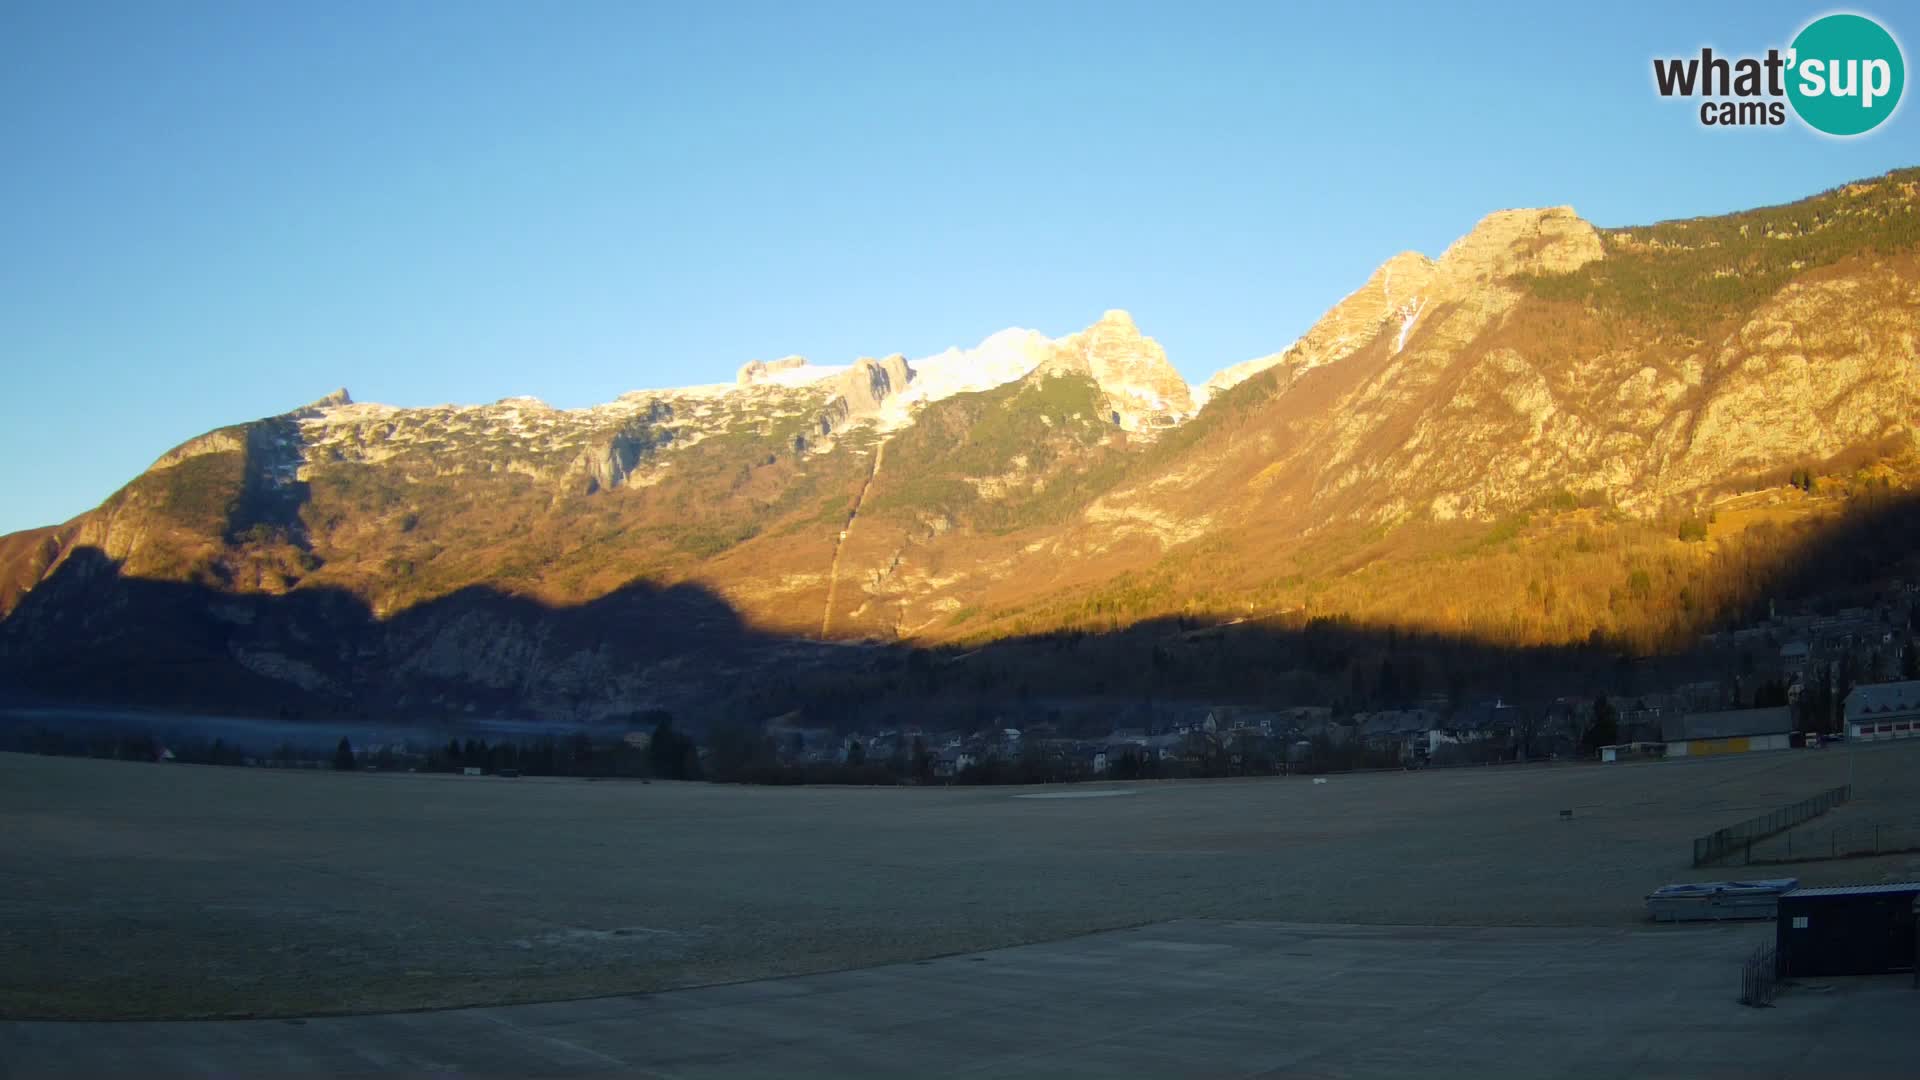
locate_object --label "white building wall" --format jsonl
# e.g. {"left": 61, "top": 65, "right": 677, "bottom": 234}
{"left": 1847, "top": 720, "right": 1920, "bottom": 742}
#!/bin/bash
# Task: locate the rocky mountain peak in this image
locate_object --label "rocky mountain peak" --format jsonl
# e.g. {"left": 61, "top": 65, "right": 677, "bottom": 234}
{"left": 1043, "top": 311, "right": 1193, "bottom": 431}
{"left": 1375, "top": 252, "right": 1438, "bottom": 304}
{"left": 285, "top": 388, "right": 354, "bottom": 421}
{"left": 1199, "top": 251, "right": 1440, "bottom": 402}
{"left": 833, "top": 355, "right": 912, "bottom": 414}
{"left": 1197, "top": 210, "right": 1602, "bottom": 404}
{"left": 1436, "top": 206, "right": 1603, "bottom": 282}
{"left": 813, "top": 354, "right": 914, "bottom": 439}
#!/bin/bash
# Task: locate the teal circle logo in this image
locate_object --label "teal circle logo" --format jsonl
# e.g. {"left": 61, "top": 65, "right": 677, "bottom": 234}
{"left": 1787, "top": 13, "right": 1905, "bottom": 136}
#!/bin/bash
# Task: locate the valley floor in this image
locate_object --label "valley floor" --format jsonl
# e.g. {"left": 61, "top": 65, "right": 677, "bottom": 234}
{"left": 3, "top": 743, "right": 1919, "bottom": 1021}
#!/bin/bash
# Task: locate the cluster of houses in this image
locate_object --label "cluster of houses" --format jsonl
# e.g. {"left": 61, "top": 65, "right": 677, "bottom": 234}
{"left": 107, "top": 589, "right": 1920, "bottom": 780}
{"left": 1633, "top": 677, "right": 1920, "bottom": 756}
{"left": 758, "top": 677, "right": 1919, "bottom": 780}
{"left": 766, "top": 698, "right": 1603, "bottom": 777}
{"left": 757, "top": 588, "right": 1920, "bottom": 777}
{"left": 1707, "top": 603, "right": 1897, "bottom": 680}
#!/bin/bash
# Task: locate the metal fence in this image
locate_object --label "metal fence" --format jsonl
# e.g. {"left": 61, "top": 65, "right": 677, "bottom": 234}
{"left": 1747, "top": 813, "right": 1920, "bottom": 864}
{"left": 1691, "top": 785, "right": 1852, "bottom": 867}
{"left": 1739, "top": 943, "right": 1783, "bottom": 1007}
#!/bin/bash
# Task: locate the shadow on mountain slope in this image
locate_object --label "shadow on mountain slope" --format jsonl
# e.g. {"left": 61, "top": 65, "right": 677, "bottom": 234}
{"left": 3, "top": 484, "right": 1919, "bottom": 734}
{"left": 0, "top": 546, "right": 783, "bottom": 723}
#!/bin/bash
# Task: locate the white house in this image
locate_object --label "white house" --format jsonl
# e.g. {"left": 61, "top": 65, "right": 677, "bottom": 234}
{"left": 1844, "top": 680, "right": 1920, "bottom": 742}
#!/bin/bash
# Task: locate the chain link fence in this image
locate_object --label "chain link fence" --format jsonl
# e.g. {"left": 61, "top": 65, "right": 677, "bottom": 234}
{"left": 1746, "top": 813, "right": 1920, "bottom": 864}
{"left": 1691, "top": 785, "right": 1851, "bottom": 867}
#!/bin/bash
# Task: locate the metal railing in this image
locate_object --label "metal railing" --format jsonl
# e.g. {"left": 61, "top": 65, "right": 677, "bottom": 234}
{"left": 1739, "top": 943, "right": 1783, "bottom": 1007}
{"left": 1691, "top": 785, "right": 1852, "bottom": 867}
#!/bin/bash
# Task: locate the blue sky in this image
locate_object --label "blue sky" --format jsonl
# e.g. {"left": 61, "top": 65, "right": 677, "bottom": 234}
{"left": 1, "top": 1, "right": 1914, "bottom": 535}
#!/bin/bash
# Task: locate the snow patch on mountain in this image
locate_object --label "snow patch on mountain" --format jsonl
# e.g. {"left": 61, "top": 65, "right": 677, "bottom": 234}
{"left": 757, "top": 362, "right": 850, "bottom": 388}
{"left": 296, "top": 315, "right": 1165, "bottom": 446}
{"left": 876, "top": 328, "right": 1054, "bottom": 428}
{"left": 738, "top": 355, "right": 852, "bottom": 389}
{"left": 1393, "top": 298, "right": 1426, "bottom": 354}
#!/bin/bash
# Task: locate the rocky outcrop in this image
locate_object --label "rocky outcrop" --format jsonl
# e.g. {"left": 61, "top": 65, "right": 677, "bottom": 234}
{"left": 0, "top": 525, "right": 72, "bottom": 618}
{"left": 1664, "top": 269, "right": 1920, "bottom": 498}
{"left": 1435, "top": 206, "right": 1603, "bottom": 282}
{"left": 736, "top": 356, "right": 808, "bottom": 385}
{"left": 830, "top": 355, "right": 911, "bottom": 414}
{"left": 147, "top": 428, "right": 248, "bottom": 472}
{"left": 1129, "top": 186, "right": 1920, "bottom": 539}
{"left": 289, "top": 388, "right": 353, "bottom": 418}
{"left": 1202, "top": 207, "right": 1603, "bottom": 400}
{"left": 818, "top": 354, "right": 913, "bottom": 434}
{"left": 580, "top": 402, "right": 675, "bottom": 493}
{"left": 1207, "top": 205, "right": 1628, "bottom": 524}
{"left": 1202, "top": 252, "right": 1438, "bottom": 401}
{"left": 1042, "top": 310, "right": 1194, "bottom": 431}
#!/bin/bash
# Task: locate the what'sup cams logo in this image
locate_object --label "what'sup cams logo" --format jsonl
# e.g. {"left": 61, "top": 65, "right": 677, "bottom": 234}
{"left": 1654, "top": 12, "right": 1905, "bottom": 135}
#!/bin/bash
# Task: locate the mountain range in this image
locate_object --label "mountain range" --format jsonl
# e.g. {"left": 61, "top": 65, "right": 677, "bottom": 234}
{"left": 3, "top": 168, "right": 1918, "bottom": 725}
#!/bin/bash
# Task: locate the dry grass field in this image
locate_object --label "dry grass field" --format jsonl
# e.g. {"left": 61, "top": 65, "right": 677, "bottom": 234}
{"left": 4, "top": 741, "right": 1919, "bottom": 1020}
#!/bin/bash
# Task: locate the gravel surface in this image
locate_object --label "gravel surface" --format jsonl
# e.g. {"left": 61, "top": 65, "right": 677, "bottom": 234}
{"left": 5, "top": 741, "right": 1918, "bottom": 1020}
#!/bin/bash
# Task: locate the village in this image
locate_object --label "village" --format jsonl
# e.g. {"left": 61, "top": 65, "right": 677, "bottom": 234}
{"left": 11, "top": 586, "right": 1920, "bottom": 788}
{"left": 742, "top": 586, "right": 1920, "bottom": 784}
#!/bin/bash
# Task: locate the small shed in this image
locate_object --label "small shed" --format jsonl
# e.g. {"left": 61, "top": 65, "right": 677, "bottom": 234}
{"left": 1775, "top": 882, "right": 1920, "bottom": 977}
